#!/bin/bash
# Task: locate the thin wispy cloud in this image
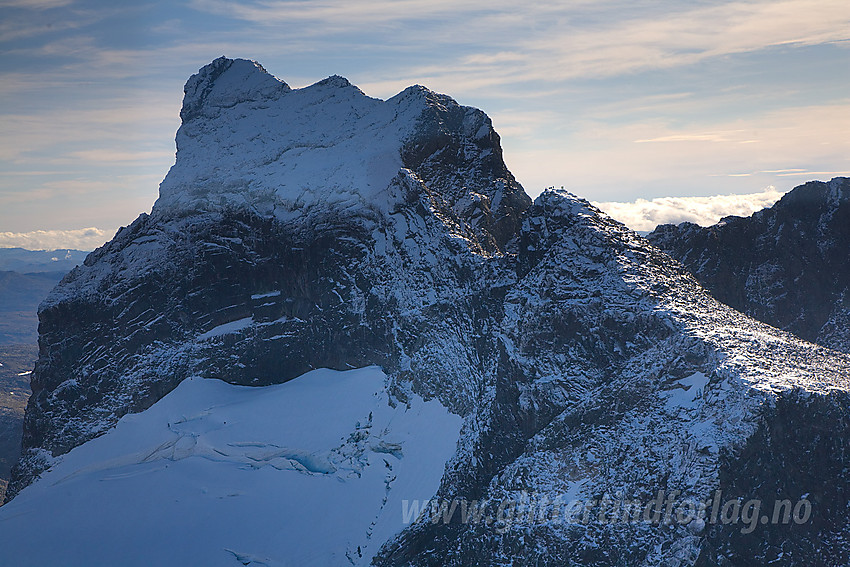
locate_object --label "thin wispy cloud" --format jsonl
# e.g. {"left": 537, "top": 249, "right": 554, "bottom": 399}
{"left": 0, "top": 0, "right": 73, "bottom": 9}
{"left": 191, "top": 0, "right": 850, "bottom": 95}
{"left": 192, "top": 0, "right": 465, "bottom": 23}
{"left": 0, "top": 16, "right": 86, "bottom": 43}
{"left": 635, "top": 131, "right": 749, "bottom": 144}
{"left": 0, "top": 103, "right": 178, "bottom": 164}
{"left": 710, "top": 168, "right": 850, "bottom": 177}
{"left": 0, "top": 0, "right": 109, "bottom": 44}
{"left": 535, "top": 0, "right": 850, "bottom": 78}
{"left": 0, "top": 177, "right": 157, "bottom": 205}
{"left": 504, "top": 100, "right": 850, "bottom": 199}
{"left": 777, "top": 170, "right": 850, "bottom": 177}
{"left": 67, "top": 149, "right": 174, "bottom": 164}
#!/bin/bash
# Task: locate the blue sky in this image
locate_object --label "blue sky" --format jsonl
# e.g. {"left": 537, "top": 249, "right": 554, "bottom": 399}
{"left": 1, "top": 0, "right": 849, "bottom": 248}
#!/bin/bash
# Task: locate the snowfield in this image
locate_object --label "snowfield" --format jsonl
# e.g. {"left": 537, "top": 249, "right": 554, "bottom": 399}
{"left": 0, "top": 367, "right": 461, "bottom": 566}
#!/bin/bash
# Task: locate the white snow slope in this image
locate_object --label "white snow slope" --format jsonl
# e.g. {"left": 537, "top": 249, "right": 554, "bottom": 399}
{"left": 0, "top": 367, "right": 461, "bottom": 566}
{"left": 158, "top": 57, "right": 477, "bottom": 220}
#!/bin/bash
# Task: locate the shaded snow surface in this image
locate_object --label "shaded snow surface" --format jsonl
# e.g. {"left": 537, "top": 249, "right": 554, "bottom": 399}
{"left": 0, "top": 366, "right": 461, "bottom": 566}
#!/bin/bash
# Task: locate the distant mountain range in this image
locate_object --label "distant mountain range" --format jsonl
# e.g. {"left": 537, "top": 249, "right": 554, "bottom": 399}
{"left": 0, "top": 248, "right": 88, "bottom": 274}
{"left": 0, "top": 247, "right": 87, "bottom": 344}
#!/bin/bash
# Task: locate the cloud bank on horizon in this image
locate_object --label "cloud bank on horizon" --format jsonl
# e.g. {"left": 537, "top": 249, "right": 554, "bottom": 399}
{"left": 593, "top": 186, "right": 786, "bottom": 233}
{"left": 0, "top": 0, "right": 848, "bottom": 240}
{"left": 0, "top": 186, "right": 791, "bottom": 250}
{"left": 0, "top": 227, "right": 112, "bottom": 251}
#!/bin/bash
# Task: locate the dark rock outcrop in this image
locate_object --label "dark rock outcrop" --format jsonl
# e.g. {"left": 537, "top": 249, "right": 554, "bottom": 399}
{"left": 649, "top": 177, "right": 850, "bottom": 353}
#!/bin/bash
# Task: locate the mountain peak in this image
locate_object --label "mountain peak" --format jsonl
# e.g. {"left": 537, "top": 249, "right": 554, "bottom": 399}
{"left": 6, "top": 58, "right": 850, "bottom": 566}
{"left": 648, "top": 176, "right": 850, "bottom": 353}
{"left": 775, "top": 175, "right": 850, "bottom": 210}
{"left": 312, "top": 74, "right": 355, "bottom": 89}
{"left": 159, "top": 57, "right": 530, "bottom": 252}
{"left": 180, "top": 56, "right": 291, "bottom": 122}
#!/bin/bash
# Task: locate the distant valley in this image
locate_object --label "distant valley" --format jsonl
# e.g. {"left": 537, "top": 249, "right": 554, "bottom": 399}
{"left": 0, "top": 248, "right": 85, "bottom": 499}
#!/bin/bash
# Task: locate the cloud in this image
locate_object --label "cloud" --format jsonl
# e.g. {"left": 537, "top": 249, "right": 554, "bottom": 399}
{"left": 191, "top": 0, "right": 469, "bottom": 25}
{"left": 0, "top": 227, "right": 113, "bottom": 251}
{"left": 189, "top": 0, "right": 850, "bottom": 93}
{"left": 0, "top": 96, "right": 179, "bottom": 165}
{"left": 0, "top": 0, "right": 73, "bottom": 9}
{"left": 0, "top": 0, "right": 105, "bottom": 44}
{"left": 592, "top": 186, "right": 786, "bottom": 232}
{"left": 1, "top": 0, "right": 847, "bottom": 236}
{"left": 503, "top": 100, "right": 850, "bottom": 202}
{"left": 776, "top": 170, "right": 850, "bottom": 177}
{"left": 634, "top": 130, "right": 748, "bottom": 143}
{"left": 67, "top": 149, "right": 175, "bottom": 163}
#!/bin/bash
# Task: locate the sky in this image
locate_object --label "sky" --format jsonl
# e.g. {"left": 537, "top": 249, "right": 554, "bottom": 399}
{"left": 1, "top": 0, "right": 849, "bottom": 249}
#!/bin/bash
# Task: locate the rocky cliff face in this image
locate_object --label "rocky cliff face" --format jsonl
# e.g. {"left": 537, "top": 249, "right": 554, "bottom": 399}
{"left": 8, "top": 57, "right": 530, "bottom": 499}
{"left": 379, "top": 189, "right": 850, "bottom": 567}
{"left": 648, "top": 177, "right": 850, "bottom": 353}
{"left": 7, "top": 58, "right": 850, "bottom": 566}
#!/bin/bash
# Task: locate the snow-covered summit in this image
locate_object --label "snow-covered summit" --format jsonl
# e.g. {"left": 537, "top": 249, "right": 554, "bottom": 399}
{"left": 180, "top": 57, "right": 291, "bottom": 123}
{"left": 157, "top": 57, "right": 528, "bottom": 249}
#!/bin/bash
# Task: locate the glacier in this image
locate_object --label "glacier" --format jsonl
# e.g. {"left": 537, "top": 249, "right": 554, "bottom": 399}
{"left": 0, "top": 366, "right": 461, "bottom": 566}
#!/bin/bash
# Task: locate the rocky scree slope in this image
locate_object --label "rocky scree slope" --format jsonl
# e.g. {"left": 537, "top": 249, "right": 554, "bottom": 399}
{"left": 649, "top": 177, "right": 850, "bottom": 354}
{"left": 8, "top": 58, "right": 850, "bottom": 566}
